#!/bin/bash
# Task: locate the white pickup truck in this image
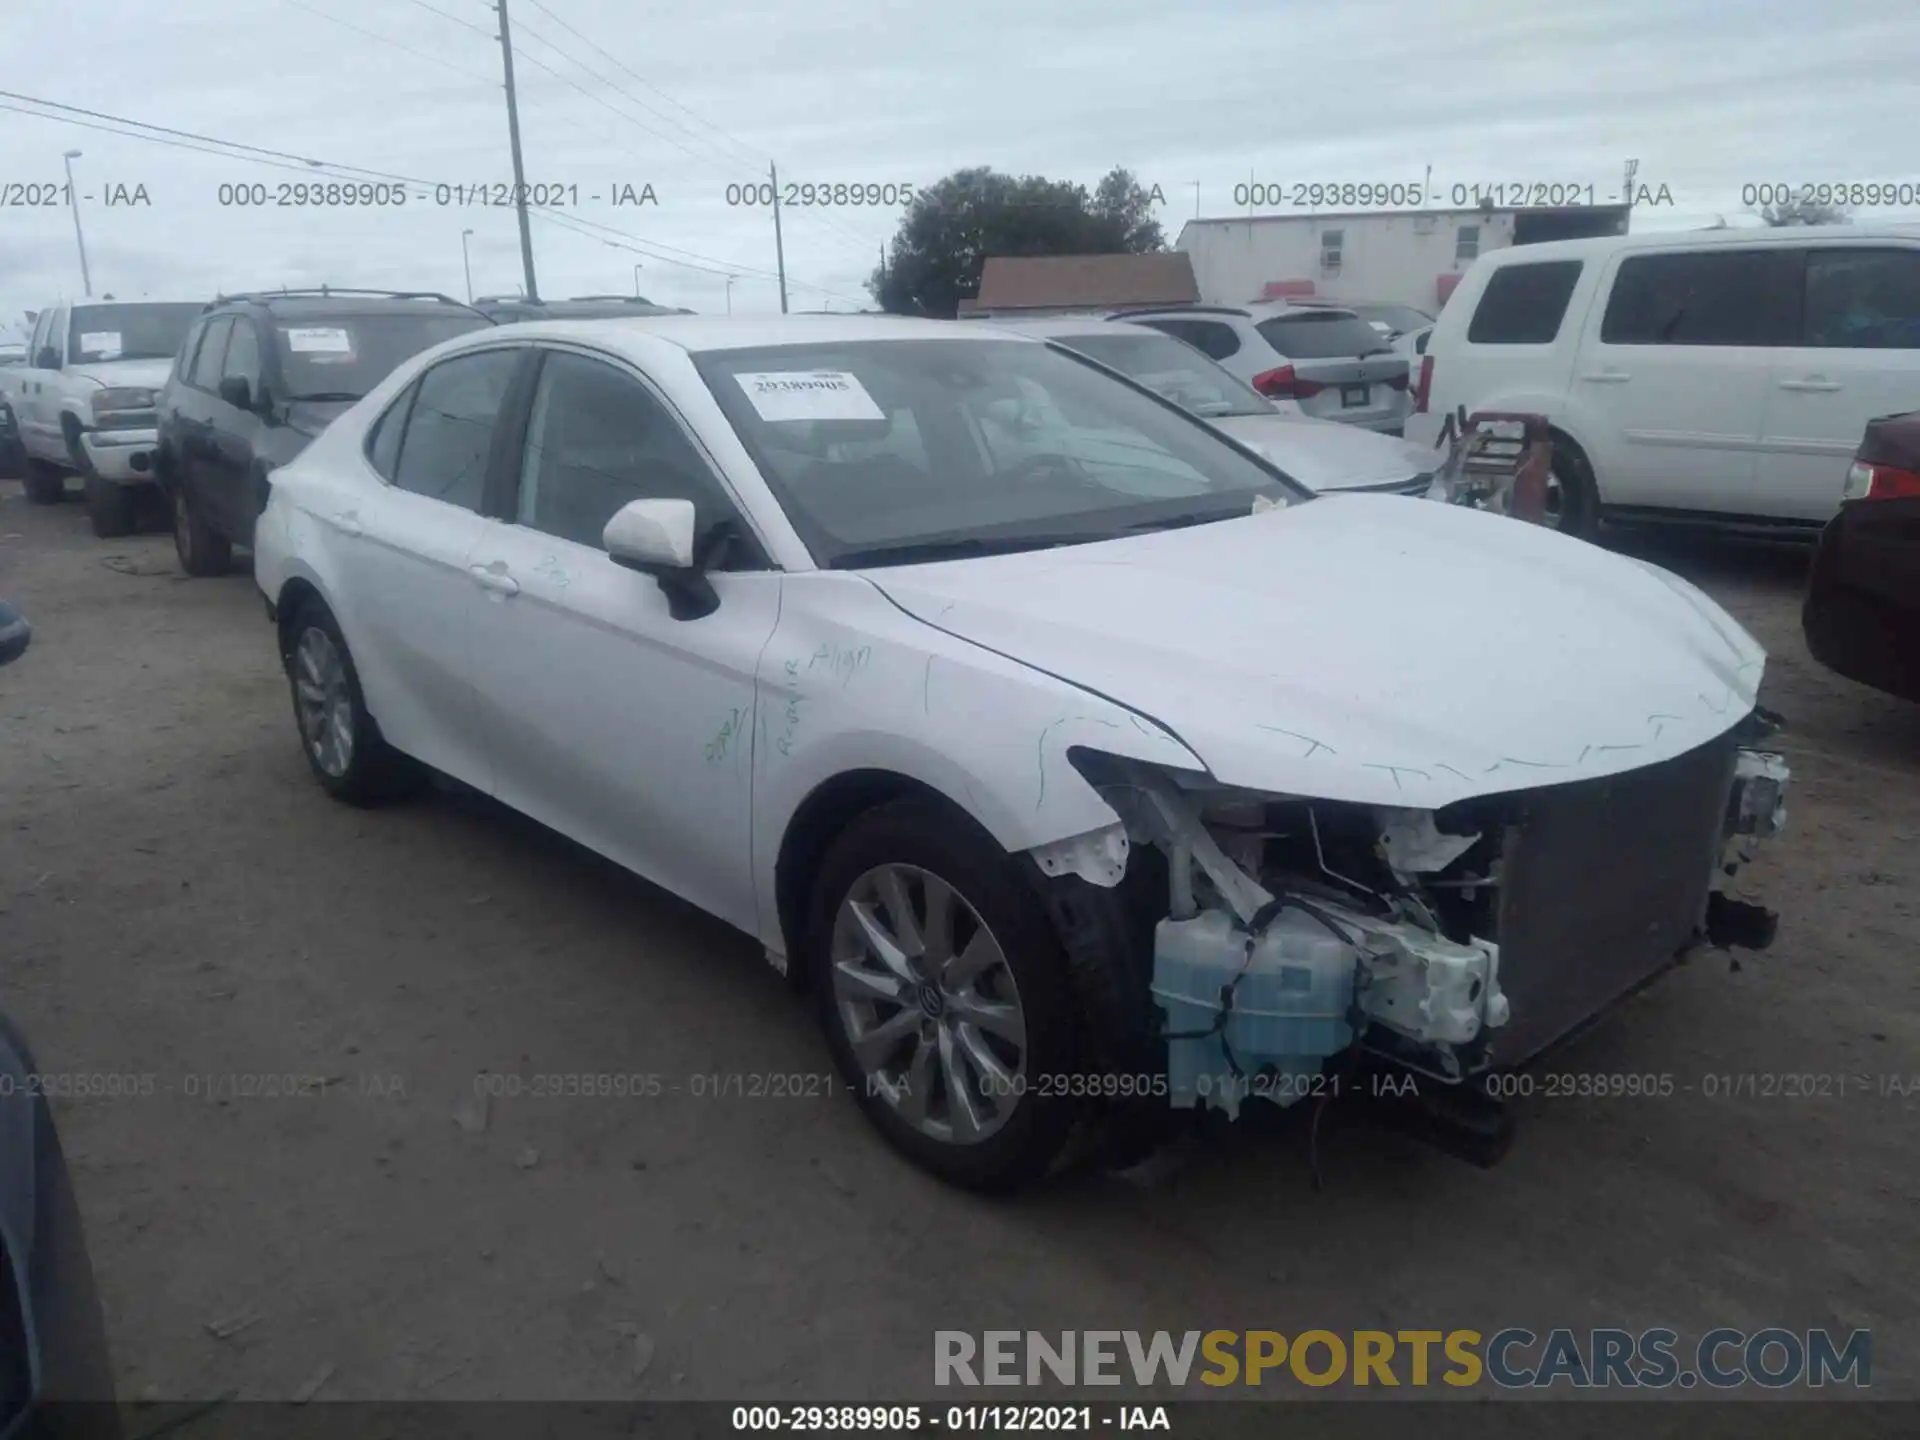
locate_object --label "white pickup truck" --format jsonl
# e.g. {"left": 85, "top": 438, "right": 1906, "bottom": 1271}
{"left": 3, "top": 299, "right": 202, "bottom": 536}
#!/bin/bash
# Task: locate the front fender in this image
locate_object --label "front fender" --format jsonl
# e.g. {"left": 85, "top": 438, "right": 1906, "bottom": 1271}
{"left": 749, "top": 574, "right": 1206, "bottom": 952}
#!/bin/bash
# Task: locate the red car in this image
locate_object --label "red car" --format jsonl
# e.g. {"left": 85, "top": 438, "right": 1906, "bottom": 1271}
{"left": 1802, "top": 410, "right": 1920, "bottom": 703}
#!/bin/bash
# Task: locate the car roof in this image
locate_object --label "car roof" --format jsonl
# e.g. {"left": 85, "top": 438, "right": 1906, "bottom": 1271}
{"left": 1471, "top": 222, "right": 1920, "bottom": 266}
{"left": 479, "top": 314, "right": 1039, "bottom": 354}
{"left": 974, "top": 316, "right": 1162, "bottom": 340}
{"left": 209, "top": 294, "right": 483, "bottom": 320}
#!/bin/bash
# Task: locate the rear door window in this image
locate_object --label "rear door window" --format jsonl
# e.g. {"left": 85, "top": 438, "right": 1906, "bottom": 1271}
{"left": 1599, "top": 250, "right": 1789, "bottom": 346}
{"left": 1255, "top": 311, "right": 1385, "bottom": 358}
{"left": 1467, "top": 261, "right": 1585, "bottom": 344}
{"left": 1800, "top": 248, "right": 1920, "bottom": 349}
{"left": 221, "top": 321, "right": 263, "bottom": 392}
{"left": 188, "top": 318, "right": 233, "bottom": 390}
{"left": 391, "top": 348, "right": 520, "bottom": 512}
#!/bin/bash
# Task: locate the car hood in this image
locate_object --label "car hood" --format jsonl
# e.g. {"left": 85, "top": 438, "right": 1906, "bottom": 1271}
{"left": 67, "top": 358, "right": 174, "bottom": 390}
{"left": 1207, "top": 412, "right": 1440, "bottom": 491}
{"left": 864, "top": 495, "right": 1767, "bottom": 810}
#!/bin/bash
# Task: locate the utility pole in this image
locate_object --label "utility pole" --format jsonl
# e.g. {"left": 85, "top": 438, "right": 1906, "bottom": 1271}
{"left": 494, "top": 0, "right": 540, "bottom": 301}
{"left": 1622, "top": 158, "right": 1639, "bottom": 201}
{"left": 460, "top": 228, "right": 475, "bottom": 303}
{"left": 724, "top": 275, "right": 736, "bottom": 315}
{"left": 62, "top": 150, "right": 92, "bottom": 297}
{"left": 1190, "top": 181, "right": 1200, "bottom": 221}
{"left": 769, "top": 162, "right": 789, "bottom": 314}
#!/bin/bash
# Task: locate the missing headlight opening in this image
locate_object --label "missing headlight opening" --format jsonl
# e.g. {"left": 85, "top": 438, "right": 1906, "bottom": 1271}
{"left": 1049, "top": 738, "right": 1789, "bottom": 1162}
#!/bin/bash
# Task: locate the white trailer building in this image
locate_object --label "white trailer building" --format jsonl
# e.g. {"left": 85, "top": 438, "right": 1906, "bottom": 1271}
{"left": 1175, "top": 204, "right": 1631, "bottom": 314}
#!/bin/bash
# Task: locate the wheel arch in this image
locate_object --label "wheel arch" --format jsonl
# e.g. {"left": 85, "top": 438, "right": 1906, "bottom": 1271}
{"left": 772, "top": 768, "right": 986, "bottom": 988}
{"left": 274, "top": 575, "right": 329, "bottom": 666}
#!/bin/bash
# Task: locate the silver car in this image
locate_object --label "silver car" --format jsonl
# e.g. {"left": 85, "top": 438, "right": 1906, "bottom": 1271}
{"left": 981, "top": 317, "right": 1438, "bottom": 494}
{"left": 1106, "top": 302, "right": 1412, "bottom": 434}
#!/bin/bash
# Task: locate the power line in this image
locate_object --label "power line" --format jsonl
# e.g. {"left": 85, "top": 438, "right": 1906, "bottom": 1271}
{"left": 518, "top": 0, "right": 766, "bottom": 170}
{"left": 282, "top": 0, "right": 501, "bottom": 86}
{"left": 3, "top": 87, "right": 864, "bottom": 305}
{"left": 397, "top": 0, "right": 498, "bottom": 41}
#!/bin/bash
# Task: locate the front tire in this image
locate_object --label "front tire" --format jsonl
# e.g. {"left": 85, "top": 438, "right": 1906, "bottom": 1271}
{"left": 23, "top": 460, "right": 65, "bottom": 505}
{"left": 84, "top": 476, "right": 136, "bottom": 538}
{"left": 282, "top": 598, "right": 422, "bottom": 805}
{"left": 172, "top": 484, "right": 232, "bottom": 576}
{"left": 808, "top": 799, "right": 1085, "bottom": 1191}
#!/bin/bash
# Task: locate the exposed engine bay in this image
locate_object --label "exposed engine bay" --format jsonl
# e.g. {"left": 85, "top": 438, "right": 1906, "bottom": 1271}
{"left": 1045, "top": 721, "right": 1790, "bottom": 1126}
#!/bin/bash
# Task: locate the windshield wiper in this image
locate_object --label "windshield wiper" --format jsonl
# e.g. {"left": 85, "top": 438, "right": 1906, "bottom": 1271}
{"left": 287, "top": 391, "right": 364, "bottom": 403}
{"left": 833, "top": 531, "right": 1112, "bottom": 568}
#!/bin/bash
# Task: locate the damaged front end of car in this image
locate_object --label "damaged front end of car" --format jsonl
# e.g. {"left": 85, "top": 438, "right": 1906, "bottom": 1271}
{"left": 1036, "top": 710, "right": 1790, "bottom": 1166}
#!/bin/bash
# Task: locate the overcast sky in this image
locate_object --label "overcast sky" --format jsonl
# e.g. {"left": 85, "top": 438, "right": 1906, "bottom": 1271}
{"left": 3, "top": 0, "right": 1918, "bottom": 339}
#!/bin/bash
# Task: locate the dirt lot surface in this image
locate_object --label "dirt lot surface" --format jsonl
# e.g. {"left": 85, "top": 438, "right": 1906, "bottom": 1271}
{"left": 1, "top": 479, "right": 1915, "bottom": 1421}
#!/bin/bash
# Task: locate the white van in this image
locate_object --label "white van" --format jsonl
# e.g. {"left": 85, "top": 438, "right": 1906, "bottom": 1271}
{"left": 1406, "top": 224, "right": 1920, "bottom": 536}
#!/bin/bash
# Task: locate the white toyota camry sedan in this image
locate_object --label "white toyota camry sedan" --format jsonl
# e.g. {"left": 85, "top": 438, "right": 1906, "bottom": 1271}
{"left": 253, "top": 314, "right": 1790, "bottom": 1190}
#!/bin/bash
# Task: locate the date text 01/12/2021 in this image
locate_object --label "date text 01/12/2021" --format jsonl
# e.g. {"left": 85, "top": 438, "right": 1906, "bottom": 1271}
{"left": 729, "top": 1405, "right": 1170, "bottom": 1432}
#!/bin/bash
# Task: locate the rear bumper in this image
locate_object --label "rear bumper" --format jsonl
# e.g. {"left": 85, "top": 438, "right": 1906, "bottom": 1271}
{"left": 1802, "top": 503, "right": 1920, "bottom": 703}
{"left": 77, "top": 427, "right": 157, "bottom": 485}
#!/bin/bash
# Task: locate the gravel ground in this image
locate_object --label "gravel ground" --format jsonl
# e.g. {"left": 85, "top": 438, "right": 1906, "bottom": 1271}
{"left": 0, "top": 480, "right": 1914, "bottom": 1420}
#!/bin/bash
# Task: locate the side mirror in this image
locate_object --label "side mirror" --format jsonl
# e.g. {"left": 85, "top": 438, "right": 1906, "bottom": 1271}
{"left": 35, "top": 348, "right": 58, "bottom": 371}
{"left": 217, "top": 375, "right": 253, "bottom": 410}
{"left": 603, "top": 498, "right": 717, "bottom": 620}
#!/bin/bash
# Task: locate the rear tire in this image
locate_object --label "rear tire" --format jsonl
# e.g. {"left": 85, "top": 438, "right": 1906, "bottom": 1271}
{"left": 282, "top": 597, "right": 423, "bottom": 806}
{"left": 23, "top": 460, "right": 65, "bottom": 505}
{"left": 1547, "top": 435, "right": 1600, "bottom": 539}
{"left": 172, "top": 484, "right": 233, "bottom": 576}
{"left": 807, "top": 799, "right": 1086, "bottom": 1192}
{"left": 84, "top": 476, "right": 136, "bottom": 539}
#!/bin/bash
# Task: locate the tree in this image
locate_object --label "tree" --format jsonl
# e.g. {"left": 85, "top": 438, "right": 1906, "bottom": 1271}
{"left": 870, "top": 166, "right": 1166, "bottom": 318}
{"left": 1757, "top": 198, "right": 1851, "bottom": 227}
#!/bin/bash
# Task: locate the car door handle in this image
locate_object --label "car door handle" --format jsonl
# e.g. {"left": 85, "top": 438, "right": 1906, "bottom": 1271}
{"left": 1778, "top": 378, "right": 1841, "bottom": 392}
{"left": 469, "top": 563, "right": 520, "bottom": 597}
{"left": 1578, "top": 370, "right": 1631, "bottom": 383}
{"left": 333, "top": 510, "right": 363, "bottom": 538}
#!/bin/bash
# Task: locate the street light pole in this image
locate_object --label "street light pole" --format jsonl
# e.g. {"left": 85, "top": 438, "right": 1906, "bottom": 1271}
{"left": 62, "top": 150, "right": 92, "bottom": 297}
{"left": 632, "top": 262, "right": 643, "bottom": 297}
{"left": 725, "top": 275, "right": 736, "bottom": 315}
{"left": 461, "top": 228, "right": 475, "bottom": 303}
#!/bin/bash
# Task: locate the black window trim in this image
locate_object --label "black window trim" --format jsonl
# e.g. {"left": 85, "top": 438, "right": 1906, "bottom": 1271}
{"left": 360, "top": 341, "right": 526, "bottom": 501}
{"left": 497, "top": 339, "right": 777, "bottom": 570}
{"left": 187, "top": 316, "right": 236, "bottom": 393}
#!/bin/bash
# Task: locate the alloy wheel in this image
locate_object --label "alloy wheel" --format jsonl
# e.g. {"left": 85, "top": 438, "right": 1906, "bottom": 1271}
{"left": 830, "top": 863, "right": 1028, "bottom": 1145}
{"left": 293, "top": 626, "right": 355, "bottom": 778}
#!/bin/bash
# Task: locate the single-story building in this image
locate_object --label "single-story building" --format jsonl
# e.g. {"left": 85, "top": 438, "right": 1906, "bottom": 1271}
{"left": 1175, "top": 204, "right": 1632, "bottom": 312}
{"left": 963, "top": 252, "right": 1202, "bottom": 318}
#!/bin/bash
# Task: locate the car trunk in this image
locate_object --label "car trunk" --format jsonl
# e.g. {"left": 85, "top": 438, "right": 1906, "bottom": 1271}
{"left": 1255, "top": 313, "right": 1410, "bottom": 430}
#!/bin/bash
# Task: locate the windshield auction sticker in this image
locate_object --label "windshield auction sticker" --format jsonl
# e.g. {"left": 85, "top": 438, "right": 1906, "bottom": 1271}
{"left": 77, "top": 332, "right": 123, "bottom": 358}
{"left": 282, "top": 327, "right": 355, "bottom": 354}
{"left": 735, "top": 370, "right": 884, "bottom": 423}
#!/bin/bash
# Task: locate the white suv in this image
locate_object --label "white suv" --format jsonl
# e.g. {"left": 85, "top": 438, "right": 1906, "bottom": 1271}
{"left": 1113, "top": 303, "right": 1412, "bottom": 434}
{"left": 1408, "top": 224, "right": 1920, "bottom": 536}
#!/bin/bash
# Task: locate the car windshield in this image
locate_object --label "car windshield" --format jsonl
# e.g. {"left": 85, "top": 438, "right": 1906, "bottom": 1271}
{"left": 66, "top": 303, "right": 201, "bottom": 363}
{"left": 1044, "top": 330, "right": 1273, "bottom": 418}
{"left": 1256, "top": 310, "right": 1391, "bottom": 358}
{"left": 695, "top": 338, "right": 1308, "bottom": 568}
{"left": 273, "top": 312, "right": 491, "bottom": 400}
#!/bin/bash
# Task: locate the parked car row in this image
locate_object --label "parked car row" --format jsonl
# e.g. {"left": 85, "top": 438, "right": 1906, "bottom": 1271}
{"left": 0, "top": 289, "right": 686, "bottom": 549}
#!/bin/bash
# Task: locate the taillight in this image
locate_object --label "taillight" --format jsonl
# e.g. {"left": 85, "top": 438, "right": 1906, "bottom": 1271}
{"left": 1251, "top": 365, "right": 1324, "bottom": 399}
{"left": 1844, "top": 460, "right": 1920, "bottom": 501}
{"left": 1413, "top": 355, "right": 1435, "bottom": 413}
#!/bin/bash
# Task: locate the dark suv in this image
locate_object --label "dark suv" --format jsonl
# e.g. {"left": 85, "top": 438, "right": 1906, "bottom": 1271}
{"left": 472, "top": 294, "right": 690, "bottom": 323}
{"left": 155, "top": 289, "right": 493, "bottom": 575}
